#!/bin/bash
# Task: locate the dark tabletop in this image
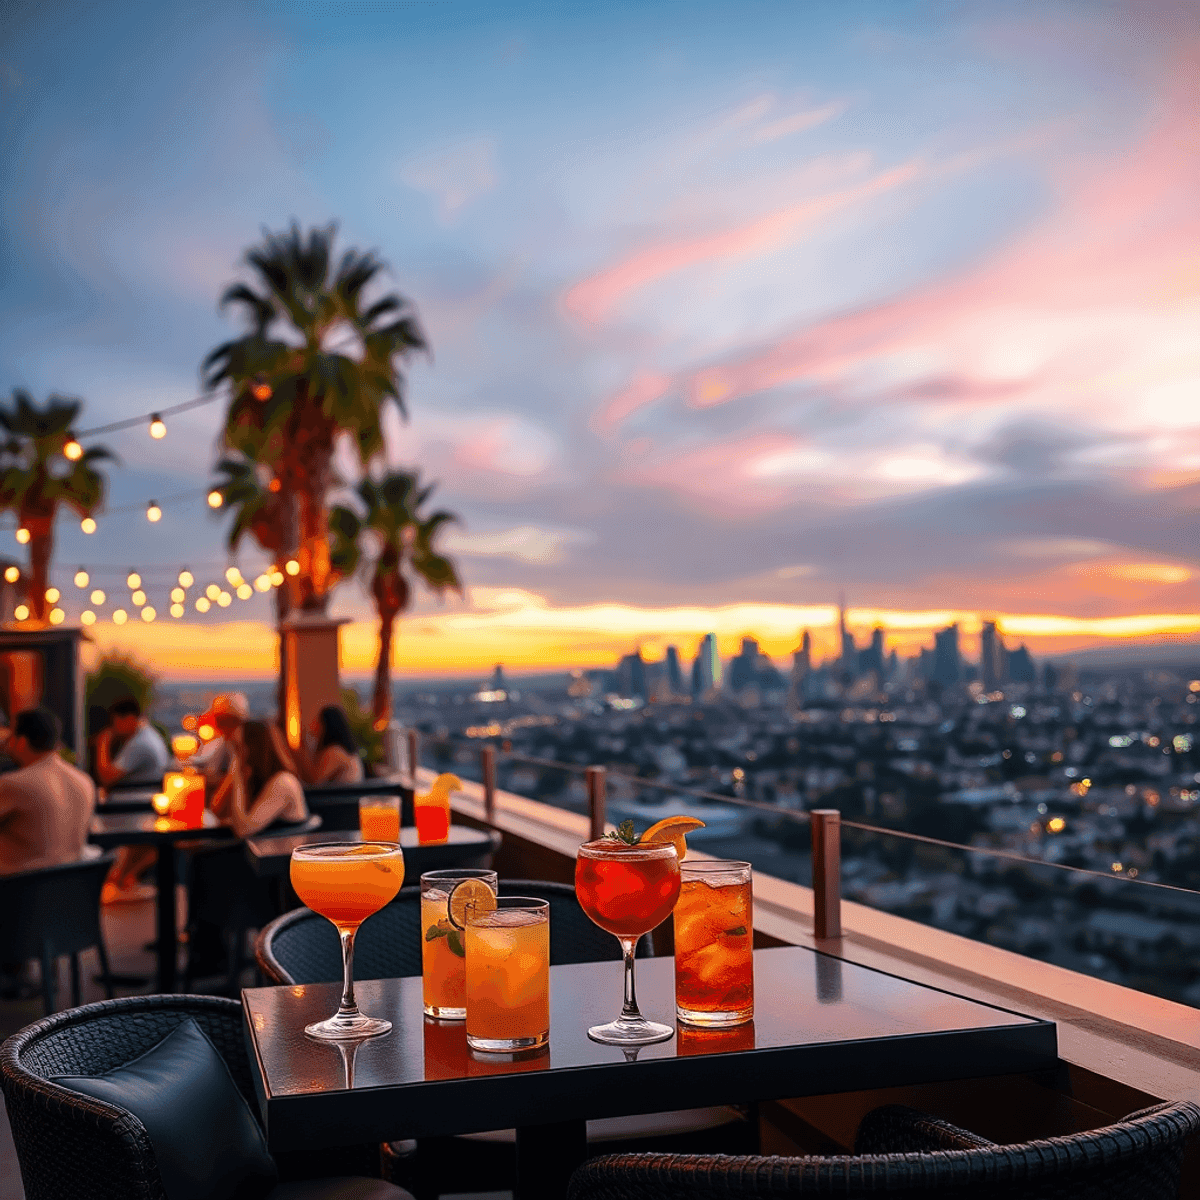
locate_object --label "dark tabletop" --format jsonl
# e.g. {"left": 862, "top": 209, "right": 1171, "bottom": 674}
{"left": 242, "top": 945, "right": 1056, "bottom": 1153}
{"left": 88, "top": 809, "right": 231, "bottom": 847}
{"left": 244, "top": 824, "right": 502, "bottom": 878}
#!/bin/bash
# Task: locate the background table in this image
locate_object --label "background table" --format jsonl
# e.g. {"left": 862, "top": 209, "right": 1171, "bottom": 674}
{"left": 88, "top": 810, "right": 230, "bottom": 991}
{"left": 242, "top": 945, "right": 1056, "bottom": 1199}
{"left": 244, "top": 824, "right": 502, "bottom": 880}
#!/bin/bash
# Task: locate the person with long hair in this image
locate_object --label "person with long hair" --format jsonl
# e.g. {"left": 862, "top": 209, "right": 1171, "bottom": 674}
{"left": 292, "top": 704, "right": 364, "bottom": 785}
{"left": 211, "top": 720, "right": 308, "bottom": 837}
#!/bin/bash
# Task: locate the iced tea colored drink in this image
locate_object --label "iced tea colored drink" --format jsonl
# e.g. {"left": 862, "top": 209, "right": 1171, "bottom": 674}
{"left": 464, "top": 897, "right": 550, "bottom": 1052}
{"left": 674, "top": 860, "right": 753, "bottom": 1027}
{"left": 420, "top": 868, "right": 498, "bottom": 1019}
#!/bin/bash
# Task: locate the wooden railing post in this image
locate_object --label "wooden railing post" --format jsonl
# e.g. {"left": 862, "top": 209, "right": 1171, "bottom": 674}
{"left": 407, "top": 729, "right": 419, "bottom": 780}
{"left": 481, "top": 745, "right": 497, "bottom": 822}
{"left": 586, "top": 766, "right": 607, "bottom": 842}
{"left": 810, "top": 808, "right": 842, "bottom": 939}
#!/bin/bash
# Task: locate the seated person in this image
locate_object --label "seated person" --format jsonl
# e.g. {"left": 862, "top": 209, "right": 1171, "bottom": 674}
{"left": 94, "top": 697, "right": 171, "bottom": 788}
{"left": 210, "top": 720, "right": 308, "bottom": 838}
{"left": 190, "top": 692, "right": 249, "bottom": 786}
{"left": 0, "top": 706, "right": 96, "bottom": 875}
{"left": 292, "top": 704, "right": 365, "bottom": 785}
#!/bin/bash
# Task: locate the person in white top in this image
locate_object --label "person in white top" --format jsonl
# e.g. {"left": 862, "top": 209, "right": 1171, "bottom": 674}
{"left": 210, "top": 720, "right": 308, "bottom": 838}
{"left": 93, "top": 697, "right": 170, "bottom": 788}
{"left": 0, "top": 707, "right": 95, "bottom": 876}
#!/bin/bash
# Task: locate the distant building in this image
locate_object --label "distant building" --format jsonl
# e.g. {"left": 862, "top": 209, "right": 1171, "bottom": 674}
{"left": 790, "top": 631, "right": 812, "bottom": 706}
{"left": 838, "top": 598, "right": 857, "bottom": 675}
{"left": 490, "top": 664, "right": 508, "bottom": 692}
{"left": 858, "top": 626, "right": 885, "bottom": 677}
{"left": 980, "top": 621, "right": 1006, "bottom": 690}
{"left": 933, "top": 623, "right": 961, "bottom": 686}
{"left": 617, "top": 650, "right": 647, "bottom": 700}
{"left": 728, "top": 637, "right": 762, "bottom": 693}
{"left": 692, "top": 633, "right": 721, "bottom": 697}
{"left": 1007, "top": 643, "right": 1037, "bottom": 684}
{"left": 665, "top": 645, "right": 684, "bottom": 695}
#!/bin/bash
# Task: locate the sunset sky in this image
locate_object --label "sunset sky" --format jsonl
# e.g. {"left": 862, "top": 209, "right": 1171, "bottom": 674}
{"left": 3, "top": 0, "right": 1200, "bottom": 680}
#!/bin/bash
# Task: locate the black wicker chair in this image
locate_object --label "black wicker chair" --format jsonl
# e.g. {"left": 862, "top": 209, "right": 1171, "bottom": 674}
{"left": 0, "top": 852, "right": 116, "bottom": 1014}
{"left": 0, "top": 993, "right": 414, "bottom": 1200}
{"left": 567, "top": 1100, "right": 1200, "bottom": 1200}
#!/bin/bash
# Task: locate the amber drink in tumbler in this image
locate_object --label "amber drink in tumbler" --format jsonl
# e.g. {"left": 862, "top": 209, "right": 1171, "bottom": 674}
{"left": 420, "top": 868, "right": 498, "bottom": 1019}
{"left": 674, "top": 860, "right": 753, "bottom": 1027}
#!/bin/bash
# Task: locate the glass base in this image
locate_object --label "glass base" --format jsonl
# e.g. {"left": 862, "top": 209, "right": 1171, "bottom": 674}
{"left": 305, "top": 1012, "right": 392, "bottom": 1040}
{"left": 588, "top": 1015, "right": 675, "bottom": 1046}
{"left": 466, "top": 1030, "right": 548, "bottom": 1053}
{"left": 676, "top": 1005, "right": 753, "bottom": 1028}
{"left": 424, "top": 1004, "right": 465, "bottom": 1020}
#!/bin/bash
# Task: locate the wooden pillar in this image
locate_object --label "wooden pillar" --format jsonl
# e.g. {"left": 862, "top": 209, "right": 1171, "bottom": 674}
{"left": 278, "top": 616, "right": 349, "bottom": 751}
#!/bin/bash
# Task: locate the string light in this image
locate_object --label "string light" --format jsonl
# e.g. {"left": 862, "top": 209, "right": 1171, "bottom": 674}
{"left": 3, "top": 566, "right": 18, "bottom": 583}
{"left": 236, "top": 583, "right": 252, "bottom": 600}
{"left": 217, "top": 591, "right": 232, "bottom": 607}
{"left": 127, "top": 572, "right": 141, "bottom": 589}
{"left": 149, "top": 414, "right": 166, "bottom": 439}
{"left": 270, "top": 569, "right": 285, "bottom": 586}
{"left": 15, "top": 528, "right": 29, "bottom": 544}
{"left": 48, "top": 608, "right": 64, "bottom": 625}
{"left": 131, "top": 589, "right": 146, "bottom": 606}
{"left": 251, "top": 379, "right": 273, "bottom": 401}
{"left": 45, "top": 587, "right": 60, "bottom": 603}
{"left": 170, "top": 587, "right": 185, "bottom": 602}
{"left": 112, "top": 609, "right": 128, "bottom": 625}
{"left": 74, "top": 569, "right": 89, "bottom": 588}
{"left": 207, "top": 490, "right": 223, "bottom": 509}
{"left": 14, "top": 604, "right": 29, "bottom": 620}
{"left": 81, "top": 517, "right": 96, "bottom": 534}
{"left": 90, "top": 589, "right": 105, "bottom": 605}
{"left": 268, "top": 477, "right": 282, "bottom": 493}
{"left": 285, "top": 559, "right": 300, "bottom": 575}
{"left": 63, "top": 435, "right": 83, "bottom": 461}
{"left": 178, "top": 569, "right": 193, "bottom": 587}
{"left": 254, "top": 574, "right": 271, "bottom": 592}
{"left": 170, "top": 603, "right": 184, "bottom": 618}
{"left": 141, "top": 606, "right": 156, "bottom": 622}
{"left": 195, "top": 597, "right": 211, "bottom": 613}
{"left": 80, "top": 610, "right": 96, "bottom": 626}
{"left": 205, "top": 583, "right": 220, "bottom": 600}
{"left": 146, "top": 501, "right": 162, "bottom": 523}
{"left": 225, "top": 566, "right": 243, "bottom": 585}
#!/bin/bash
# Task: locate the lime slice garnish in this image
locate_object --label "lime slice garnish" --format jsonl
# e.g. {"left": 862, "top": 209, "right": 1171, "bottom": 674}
{"left": 448, "top": 878, "right": 497, "bottom": 930}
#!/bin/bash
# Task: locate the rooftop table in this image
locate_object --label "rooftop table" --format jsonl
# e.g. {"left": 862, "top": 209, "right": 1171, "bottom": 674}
{"left": 243, "top": 945, "right": 1056, "bottom": 1199}
{"left": 88, "top": 810, "right": 231, "bottom": 992}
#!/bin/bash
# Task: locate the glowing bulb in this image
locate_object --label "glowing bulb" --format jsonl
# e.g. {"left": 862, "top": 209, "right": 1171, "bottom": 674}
{"left": 80, "top": 610, "right": 96, "bottom": 626}
{"left": 217, "top": 591, "right": 231, "bottom": 607}
{"left": 195, "top": 596, "right": 210, "bottom": 613}
{"left": 74, "top": 569, "right": 89, "bottom": 588}
{"left": 131, "top": 589, "right": 146, "bottom": 606}
{"left": 285, "top": 559, "right": 299, "bottom": 576}
{"left": 205, "top": 583, "right": 220, "bottom": 600}
{"left": 236, "top": 583, "right": 252, "bottom": 600}
{"left": 44, "top": 587, "right": 60, "bottom": 603}
{"left": 15, "top": 528, "right": 30, "bottom": 545}
{"left": 178, "top": 569, "right": 193, "bottom": 588}
{"left": 251, "top": 380, "right": 273, "bottom": 401}
{"left": 90, "top": 589, "right": 105, "bottom": 605}
{"left": 197, "top": 722, "right": 216, "bottom": 741}
{"left": 170, "top": 602, "right": 184, "bottom": 618}
{"left": 207, "top": 490, "right": 223, "bottom": 509}
{"left": 141, "top": 606, "right": 156, "bottom": 622}
{"left": 152, "top": 792, "right": 171, "bottom": 815}
{"left": 146, "top": 502, "right": 161, "bottom": 523}
{"left": 63, "top": 436, "right": 83, "bottom": 461}
{"left": 14, "top": 604, "right": 29, "bottom": 620}
{"left": 49, "top": 608, "right": 64, "bottom": 625}
{"left": 225, "top": 566, "right": 242, "bottom": 585}
{"left": 254, "top": 574, "right": 270, "bottom": 592}
{"left": 270, "top": 570, "right": 285, "bottom": 586}
{"left": 3, "top": 566, "right": 18, "bottom": 583}
{"left": 170, "top": 587, "right": 184, "bottom": 602}
{"left": 112, "top": 608, "right": 128, "bottom": 625}
{"left": 268, "top": 477, "right": 282, "bottom": 493}
{"left": 80, "top": 517, "right": 96, "bottom": 534}
{"left": 127, "top": 572, "right": 141, "bottom": 589}
{"left": 149, "top": 414, "right": 166, "bottom": 439}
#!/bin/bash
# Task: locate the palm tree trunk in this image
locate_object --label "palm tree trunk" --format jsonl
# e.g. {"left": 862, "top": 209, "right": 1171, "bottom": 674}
{"left": 283, "top": 387, "right": 336, "bottom": 614}
{"left": 372, "top": 610, "right": 397, "bottom": 729}
{"left": 25, "top": 514, "right": 54, "bottom": 626}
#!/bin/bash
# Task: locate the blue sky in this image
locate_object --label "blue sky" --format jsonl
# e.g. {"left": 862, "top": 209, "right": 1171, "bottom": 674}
{"left": 2, "top": 0, "right": 1199, "bottom": 674}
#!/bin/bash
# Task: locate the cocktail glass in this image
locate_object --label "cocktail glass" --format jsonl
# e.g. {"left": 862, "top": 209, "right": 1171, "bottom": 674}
{"left": 289, "top": 841, "right": 404, "bottom": 1039}
{"left": 575, "top": 839, "right": 681, "bottom": 1045}
{"left": 414, "top": 790, "right": 450, "bottom": 844}
{"left": 359, "top": 794, "right": 401, "bottom": 842}
{"left": 421, "top": 868, "right": 499, "bottom": 1019}
{"left": 464, "top": 896, "right": 550, "bottom": 1052}
{"left": 674, "top": 860, "right": 753, "bottom": 1027}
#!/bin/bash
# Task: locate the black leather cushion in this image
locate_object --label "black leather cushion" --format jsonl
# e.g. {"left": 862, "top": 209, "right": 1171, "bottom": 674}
{"left": 269, "top": 1179, "right": 413, "bottom": 1199}
{"left": 53, "top": 1017, "right": 278, "bottom": 1200}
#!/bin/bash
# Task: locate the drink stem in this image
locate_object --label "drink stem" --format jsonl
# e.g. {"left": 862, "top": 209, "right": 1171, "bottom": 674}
{"left": 620, "top": 936, "right": 642, "bottom": 1023}
{"left": 338, "top": 927, "right": 362, "bottom": 1020}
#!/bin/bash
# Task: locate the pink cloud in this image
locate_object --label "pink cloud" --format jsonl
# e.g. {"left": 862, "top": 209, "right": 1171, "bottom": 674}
{"left": 591, "top": 371, "right": 672, "bottom": 436}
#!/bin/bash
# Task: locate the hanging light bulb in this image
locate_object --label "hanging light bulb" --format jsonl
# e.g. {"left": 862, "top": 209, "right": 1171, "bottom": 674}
{"left": 195, "top": 596, "right": 211, "bottom": 613}
{"left": 80, "top": 610, "right": 96, "bottom": 626}
{"left": 14, "top": 604, "right": 29, "bottom": 620}
{"left": 127, "top": 572, "right": 141, "bottom": 589}
{"left": 178, "top": 569, "right": 193, "bottom": 588}
{"left": 254, "top": 574, "right": 271, "bottom": 592}
{"left": 170, "top": 602, "right": 184, "bottom": 618}
{"left": 131, "top": 589, "right": 146, "bottom": 606}
{"left": 270, "top": 569, "right": 285, "bottom": 587}
{"left": 236, "top": 583, "right": 252, "bottom": 600}
{"left": 146, "top": 501, "right": 162, "bottom": 523}
{"left": 141, "top": 606, "right": 156, "bottom": 622}
{"left": 44, "top": 587, "right": 60, "bottom": 603}
{"left": 15, "top": 528, "right": 30, "bottom": 545}
{"left": 251, "top": 378, "right": 273, "bottom": 401}
{"left": 112, "top": 608, "right": 128, "bottom": 625}
{"left": 74, "top": 568, "right": 89, "bottom": 588}
{"left": 80, "top": 517, "right": 96, "bottom": 534}
{"left": 48, "top": 608, "right": 65, "bottom": 625}
{"left": 170, "top": 587, "right": 184, "bottom": 603}
{"left": 225, "top": 566, "right": 243, "bottom": 585}
{"left": 149, "top": 413, "right": 166, "bottom": 439}
{"left": 63, "top": 434, "right": 83, "bottom": 461}
{"left": 285, "top": 559, "right": 300, "bottom": 576}
{"left": 90, "top": 589, "right": 106, "bottom": 605}
{"left": 207, "top": 490, "right": 223, "bottom": 509}
{"left": 205, "top": 583, "right": 220, "bottom": 600}
{"left": 3, "top": 566, "right": 18, "bottom": 583}
{"left": 217, "top": 591, "right": 232, "bottom": 607}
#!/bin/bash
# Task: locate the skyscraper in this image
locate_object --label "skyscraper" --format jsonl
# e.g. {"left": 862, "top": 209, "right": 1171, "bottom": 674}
{"left": 617, "top": 650, "right": 647, "bottom": 700}
{"left": 729, "top": 637, "right": 761, "bottom": 692}
{"left": 839, "top": 597, "right": 857, "bottom": 672}
{"left": 980, "top": 621, "right": 1006, "bottom": 690}
{"left": 858, "top": 626, "right": 885, "bottom": 676}
{"left": 692, "top": 633, "right": 721, "bottom": 697}
{"left": 932, "top": 623, "right": 961, "bottom": 686}
{"left": 665, "top": 645, "right": 683, "bottom": 696}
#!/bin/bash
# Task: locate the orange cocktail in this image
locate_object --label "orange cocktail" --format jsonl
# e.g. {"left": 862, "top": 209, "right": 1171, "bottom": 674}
{"left": 420, "top": 868, "right": 498, "bottom": 1019}
{"left": 359, "top": 796, "right": 401, "bottom": 842}
{"left": 289, "top": 841, "right": 404, "bottom": 1039}
{"left": 674, "top": 860, "right": 753, "bottom": 1026}
{"left": 465, "top": 897, "right": 550, "bottom": 1052}
{"left": 576, "top": 838, "right": 680, "bottom": 1045}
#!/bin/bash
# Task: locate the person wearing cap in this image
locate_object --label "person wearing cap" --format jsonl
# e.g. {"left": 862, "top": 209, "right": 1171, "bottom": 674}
{"left": 192, "top": 692, "right": 249, "bottom": 785}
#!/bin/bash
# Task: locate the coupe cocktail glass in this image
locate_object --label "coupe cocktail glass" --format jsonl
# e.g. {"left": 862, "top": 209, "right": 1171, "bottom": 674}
{"left": 575, "top": 839, "right": 681, "bottom": 1045}
{"left": 290, "top": 841, "right": 404, "bottom": 1039}
{"left": 421, "top": 868, "right": 499, "bottom": 1019}
{"left": 674, "top": 860, "right": 753, "bottom": 1026}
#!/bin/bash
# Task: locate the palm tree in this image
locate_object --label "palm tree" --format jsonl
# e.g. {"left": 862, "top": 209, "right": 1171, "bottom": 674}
{"left": 203, "top": 222, "right": 428, "bottom": 614}
{"left": 330, "top": 471, "right": 461, "bottom": 727}
{"left": 0, "top": 391, "right": 113, "bottom": 625}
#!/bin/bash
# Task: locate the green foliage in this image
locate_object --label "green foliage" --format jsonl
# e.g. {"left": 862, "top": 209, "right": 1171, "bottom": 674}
{"left": 340, "top": 687, "right": 384, "bottom": 768}
{"left": 86, "top": 651, "right": 158, "bottom": 714}
{"left": 604, "top": 819, "right": 642, "bottom": 846}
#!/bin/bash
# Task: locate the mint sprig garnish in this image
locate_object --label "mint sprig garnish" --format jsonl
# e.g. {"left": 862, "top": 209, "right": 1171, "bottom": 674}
{"left": 603, "top": 819, "right": 641, "bottom": 846}
{"left": 425, "top": 920, "right": 465, "bottom": 957}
